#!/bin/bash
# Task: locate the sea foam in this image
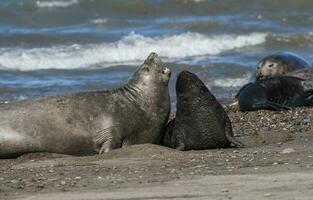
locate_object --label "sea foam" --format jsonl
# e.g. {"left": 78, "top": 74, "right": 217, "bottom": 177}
{"left": 213, "top": 74, "right": 251, "bottom": 88}
{"left": 35, "top": 0, "right": 79, "bottom": 8}
{"left": 0, "top": 32, "right": 267, "bottom": 71}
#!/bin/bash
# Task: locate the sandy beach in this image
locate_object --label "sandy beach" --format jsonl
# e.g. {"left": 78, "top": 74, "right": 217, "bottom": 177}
{"left": 1, "top": 101, "right": 313, "bottom": 200}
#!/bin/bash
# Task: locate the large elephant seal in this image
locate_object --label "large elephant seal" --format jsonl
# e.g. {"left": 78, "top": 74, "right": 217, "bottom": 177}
{"left": 0, "top": 52, "right": 171, "bottom": 158}
{"left": 256, "top": 52, "right": 311, "bottom": 80}
{"left": 162, "top": 71, "right": 243, "bottom": 150}
{"left": 236, "top": 76, "right": 313, "bottom": 111}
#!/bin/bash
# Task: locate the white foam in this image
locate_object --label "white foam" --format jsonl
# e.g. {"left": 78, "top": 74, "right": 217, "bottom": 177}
{"left": 213, "top": 74, "right": 251, "bottom": 88}
{"left": 0, "top": 32, "right": 267, "bottom": 71}
{"left": 35, "top": 0, "right": 79, "bottom": 8}
{"left": 90, "top": 18, "right": 109, "bottom": 25}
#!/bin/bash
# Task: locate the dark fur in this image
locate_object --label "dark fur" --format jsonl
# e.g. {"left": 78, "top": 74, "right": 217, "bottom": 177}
{"left": 163, "top": 71, "right": 243, "bottom": 150}
{"left": 236, "top": 76, "right": 313, "bottom": 111}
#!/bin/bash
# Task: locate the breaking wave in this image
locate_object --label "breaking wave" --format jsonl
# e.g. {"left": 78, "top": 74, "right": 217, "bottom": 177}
{"left": 35, "top": 0, "right": 79, "bottom": 8}
{"left": 0, "top": 32, "right": 267, "bottom": 71}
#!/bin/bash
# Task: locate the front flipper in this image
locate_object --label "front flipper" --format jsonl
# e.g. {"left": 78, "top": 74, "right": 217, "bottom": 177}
{"left": 94, "top": 125, "right": 124, "bottom": 154}
{"left": 224, "top": 118, "right": 245, "bottom": 148}
{"left": 253, "top": 101, "right": 291, "bottom": 111}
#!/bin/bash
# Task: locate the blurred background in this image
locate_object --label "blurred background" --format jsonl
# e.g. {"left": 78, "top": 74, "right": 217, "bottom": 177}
{"left": 0, "top": 0, "right": 313, "bottom": 107}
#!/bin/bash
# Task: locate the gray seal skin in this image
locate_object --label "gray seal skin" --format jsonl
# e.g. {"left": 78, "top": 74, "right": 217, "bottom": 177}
{"left": 256, "top": 52, "right": 311, "bottom": 80}
{"left": 0, "top": 52, "right": 171, "bottom": 158}
{"left": 286, "top": 68, "right": 313, "bottom": 80}
{"left": 236, "top": 76, "right": 313, "bottom": 111}
{"left": 162, "top": 71, "right": 243, "bottom": 151}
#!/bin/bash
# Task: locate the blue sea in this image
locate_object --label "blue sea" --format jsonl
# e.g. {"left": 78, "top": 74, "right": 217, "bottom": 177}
{"left": 0, "top": 0, "right": 313, "bottom": 105}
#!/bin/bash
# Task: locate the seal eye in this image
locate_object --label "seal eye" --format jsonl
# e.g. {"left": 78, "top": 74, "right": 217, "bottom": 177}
{"left": 268, "top": 63, "right": 274, "bottom": 68}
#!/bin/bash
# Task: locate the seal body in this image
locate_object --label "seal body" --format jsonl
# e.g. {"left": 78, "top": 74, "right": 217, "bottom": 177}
{"left": 163, "top": 71, "right": 243, "bottom": 151}
{"left": 0, "top": 53, "right": 171, "bottom": 158}
{"left": 286, "top": 68, "right": 313, "bottom": 80}
{"left": 256, "top": 52, "right": 311, "bottom": 80}
{"left": 236, "top": 76, "right": 313, "bottom": 111}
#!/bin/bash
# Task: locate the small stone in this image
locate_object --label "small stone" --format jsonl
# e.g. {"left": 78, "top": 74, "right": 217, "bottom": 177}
{"left": 264, "top": 193, "right": 273, "bottom": 197}
{"left": 11, "top": 179, "right": 18, "bottom": 184}
{"left": 170, "top": 169, "right": 177, "bottom": 173}
{"left": 221, "top": 188, "right": 229, "bottom": 193}
{"left": 281, "top": 148, "right": 295, "bottom": 154}
{"left": 74, "top": 176, "right": 81, "bottom": 180}
{"left": 60, "top": 181, "right": 66, "bottom": 185}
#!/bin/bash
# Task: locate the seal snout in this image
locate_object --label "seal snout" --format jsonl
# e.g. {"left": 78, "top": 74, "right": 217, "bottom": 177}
{"left": 145, "top": 52, "right": 162, "bottom": 65}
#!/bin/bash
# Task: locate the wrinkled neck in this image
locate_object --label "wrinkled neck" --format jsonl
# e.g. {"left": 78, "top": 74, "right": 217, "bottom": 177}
{"left": 122, "top": 82, "right": 144, "bottom": 105}
{"left": 122, "top": 80, "right": 169, "bottom": 113}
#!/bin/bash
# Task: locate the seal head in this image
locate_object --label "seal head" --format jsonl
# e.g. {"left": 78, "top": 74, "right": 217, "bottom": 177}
{"left": 256, "top": 52, "right": 311, "bottom": 80}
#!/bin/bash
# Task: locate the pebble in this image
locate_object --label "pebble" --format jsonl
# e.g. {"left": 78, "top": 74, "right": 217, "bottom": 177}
{"left": 281, "top": 148, "right": 295, "bottom": 154}
{"left": 264, "top": 193, "right": 273, "bottom": 197}
{"left": 60, "top": 181, "right": 66, "bottom": 185}
{"left": 221, "top": 188, "right": 229, "bottom": 193}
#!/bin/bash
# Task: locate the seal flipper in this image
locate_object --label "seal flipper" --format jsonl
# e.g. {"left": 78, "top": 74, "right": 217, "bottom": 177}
{"left": 95, "top": 126, "right": 123, "bottom": 154}
{"left": 224, "top": 118, "right": 245, "bottom": 148}
{"left": 252, "top": 101, "right": 290, "bottom": 111}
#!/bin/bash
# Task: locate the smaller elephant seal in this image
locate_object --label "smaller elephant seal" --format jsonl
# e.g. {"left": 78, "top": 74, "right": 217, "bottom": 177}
{"left": 236, "top": 76, "right": 313, "bottom": 111}
{"left": 0, "top": 52, "right": 171, "bottom": 158}
{"left": 256, "top": 52, "right": 311, "bottom": 80}
{"left": 162, "top": 71, "right": 244, "bottom": 150}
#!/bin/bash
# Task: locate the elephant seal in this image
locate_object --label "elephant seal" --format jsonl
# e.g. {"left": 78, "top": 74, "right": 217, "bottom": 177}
{"left": 256, "top": 52, "right": 311, "bottom": 80}
{"left": 236, "top": 76, "right": 313, "bottom": 111}
{"left": 162, "top": 71, "right": 244, "bottom": 150}
{"left": 0, "top": 52, "right": 171, "bottom": 158}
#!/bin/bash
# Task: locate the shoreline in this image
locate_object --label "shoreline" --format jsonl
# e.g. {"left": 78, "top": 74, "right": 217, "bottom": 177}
{"left": 1, "top": 102, "right": 313, "bottom": 199}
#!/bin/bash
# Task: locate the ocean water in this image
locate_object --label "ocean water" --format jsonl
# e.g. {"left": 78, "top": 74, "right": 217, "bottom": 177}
{"left": 0, "top": 0, "right": 313, "bottom": 106}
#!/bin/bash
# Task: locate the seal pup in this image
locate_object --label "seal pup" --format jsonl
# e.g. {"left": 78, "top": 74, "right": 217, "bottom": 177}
{"left": 0, "top": 53, "right": 171, "bottom": 158}
{"left": 236, "top": 76, "right": 313, "bottom": 111}
{"left": 162, "top": 71, "right": 243, "bottom": 150}
{"left": 256, "top": 52, "right": 311, "bottom": 80}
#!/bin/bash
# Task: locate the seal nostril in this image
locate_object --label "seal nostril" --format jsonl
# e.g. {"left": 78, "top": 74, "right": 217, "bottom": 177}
{"left": 147, "top": 52, "right": 158, "bottom": 60}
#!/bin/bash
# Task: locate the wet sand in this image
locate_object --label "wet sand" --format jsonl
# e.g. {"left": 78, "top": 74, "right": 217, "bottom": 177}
{"left": 1, "top": 102, "right": 313, "bottom": 200}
